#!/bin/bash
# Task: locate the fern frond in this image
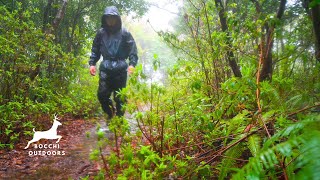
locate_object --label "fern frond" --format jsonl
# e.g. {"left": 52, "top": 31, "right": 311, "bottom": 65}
{"left": 232, "top": 115, "right": 320, "bottom": 180}
{"left": 247, "top": 135, "right": 261, "bottom": 157}
{"left": 218, "top": 143, "right": 244, "bottom": 180}
{"left": 294, "top": 130, "right": 320, "bottom": 179}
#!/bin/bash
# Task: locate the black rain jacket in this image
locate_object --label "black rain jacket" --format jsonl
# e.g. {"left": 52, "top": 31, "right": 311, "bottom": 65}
{"left": 88, "top": 6, "right": 138, "bottom": 75}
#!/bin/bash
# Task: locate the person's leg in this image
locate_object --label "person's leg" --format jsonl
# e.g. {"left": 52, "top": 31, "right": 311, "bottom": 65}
{"left": 113, "top": 72, "right": 128, "bottom": 117}
{"left": 97, "top": 71, "right": 115, "bottom": 119}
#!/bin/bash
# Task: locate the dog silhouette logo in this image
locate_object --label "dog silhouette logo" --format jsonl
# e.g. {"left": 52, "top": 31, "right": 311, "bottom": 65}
{"left": 24, "top": 114, "right": 62, "bottom": 149}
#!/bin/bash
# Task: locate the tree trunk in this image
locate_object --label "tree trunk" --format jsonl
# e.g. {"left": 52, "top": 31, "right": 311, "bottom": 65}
{"left": 42, "top": 0, "right": 54, "bottom": 32}
{"left": 31, "top": 0, "right": 68, "bottom": 81}
{"left": 256, "top": 0, "right": 286, "bottom": 81}
{"left": 302, "top": 0, "right": 320, "bottom": 63}
{"left": 311, "top": 4, "right": 320, "bottom": 63}
{"left": 214, "top": 0, "right": 242, "bottom": 78}
{"left": 260, "top": 25, "right": 274, "bottom": 81}
{"left": 52, "top": 0, "right": 68, "bottom": 34}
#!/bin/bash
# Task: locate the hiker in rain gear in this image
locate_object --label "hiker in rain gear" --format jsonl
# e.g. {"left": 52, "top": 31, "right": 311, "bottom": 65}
{"left": 89, "top": 6, "right": 138, "bottom": 119}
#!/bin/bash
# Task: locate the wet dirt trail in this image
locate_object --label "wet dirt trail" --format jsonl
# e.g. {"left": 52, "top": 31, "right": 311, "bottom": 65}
{"left": 0, "top": 112, "right": 137, "bottom": 180}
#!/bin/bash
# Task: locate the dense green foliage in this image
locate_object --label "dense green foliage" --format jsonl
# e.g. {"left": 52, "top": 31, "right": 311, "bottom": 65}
{"left": 88, "top": 0, "right": 320, "bottom": 179}
{"left": 1, "top": 0, "right": 320, "bottom": 179}
{"left": 0, "top": 6, "right": 97, "bottom": 148}
{"left": 0, "top": 1, "right": 148, "bottom": 149}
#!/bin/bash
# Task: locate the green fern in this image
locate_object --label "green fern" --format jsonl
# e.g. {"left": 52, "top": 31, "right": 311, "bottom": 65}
{"left": 232, "top": 114, "right": 320, "bottom": 179}
{"left": 247, "top": 135, "right": 261, "bottom": 157}
{"left": 218, "top": 143, "right": 244, "bottom": 180}
{"left": 294, "top": 130, "right": 320, "bottom": 179}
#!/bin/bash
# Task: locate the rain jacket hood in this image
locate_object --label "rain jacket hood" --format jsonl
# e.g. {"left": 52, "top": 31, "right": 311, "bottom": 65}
{"left": 101, "top": 6, "right": 122, "bottom": 34}
{"left": 89, "top": 5, "right": 138, "bottom": 72}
